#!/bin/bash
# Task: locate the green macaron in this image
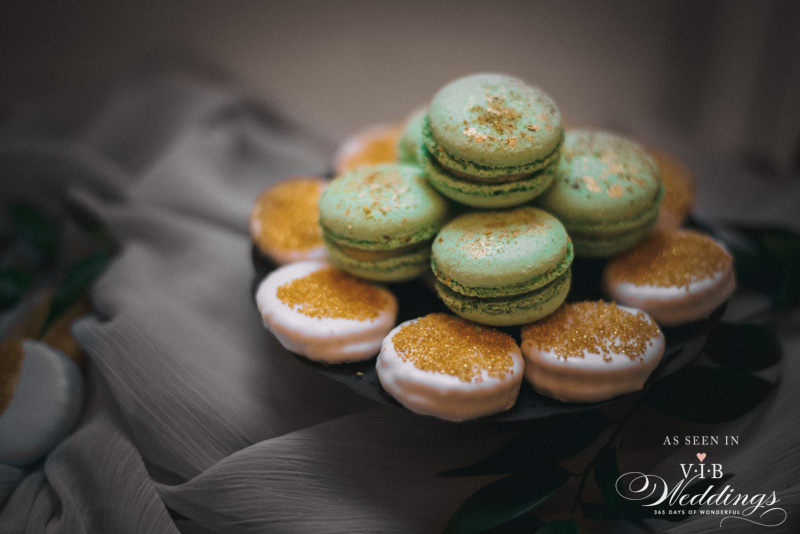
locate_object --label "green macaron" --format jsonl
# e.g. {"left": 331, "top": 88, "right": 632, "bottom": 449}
{"left": 425, "top": 73, "right": 563, "bottom": 179}
{"left": 396, "top": 107, "right": 427, "bottom": 166}
{"left": 318, "top": 163, "right": 451, "bottom": 282}
{"left": 535, "top": 130, "right": 664, "bottom": 258}
{"left": 431, "top": 206, "right": 573, "bottom": 326}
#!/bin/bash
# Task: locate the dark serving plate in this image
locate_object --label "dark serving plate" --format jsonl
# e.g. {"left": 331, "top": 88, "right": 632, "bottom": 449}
{"left": 252, "top": 247, "right": 723, "bottom": 422}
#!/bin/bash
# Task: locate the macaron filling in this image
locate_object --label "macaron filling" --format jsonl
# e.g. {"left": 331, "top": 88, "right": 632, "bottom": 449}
{"left": 420, "top": 145, "right": 559, "bottom": 209}
{"left": 423, "top": 119, "right": 564, "bottom": 182}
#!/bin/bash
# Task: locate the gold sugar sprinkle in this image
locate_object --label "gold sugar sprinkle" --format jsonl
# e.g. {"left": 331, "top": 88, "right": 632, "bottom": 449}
{"left": 580, "top": 176, "right": 602, "bottom": 193}
{"left": 469, "top": 93, "right": 522, "bottom": 137}
{"left": 607, "top": 183, "right": 625, "bottom": 198}
{"left": 392, "top": 314, "right": 517, "bottom": 382}
{"left": 605, "top": 229, "right": 732, "bottom": 290}
{"left": 337, "top": 125, "right": 402, "bottom": 174}
{"left": 251, "top": 178, "right": 324, "bottom": 252}
{"left": 456, "top": 211, "right": 547, "bottom": 260}
{"left": 522, "top": 302, "right": 660, "bottom": 361}
{"left": 277, "top": 267, "right": 388, "bottom": 320}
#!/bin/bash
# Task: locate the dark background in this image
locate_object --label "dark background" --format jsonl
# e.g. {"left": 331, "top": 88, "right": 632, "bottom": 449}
{"left": 2, "top": 0, "right": 799, "bottom": 177}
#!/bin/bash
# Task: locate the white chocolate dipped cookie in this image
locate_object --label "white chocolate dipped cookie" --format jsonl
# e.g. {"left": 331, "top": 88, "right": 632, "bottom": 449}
{"left": 521, "top": 302, "right": 665, "bottom": 403}
{"left": 602, "top": 229, "right": 735, "bottom": 326}
{"left": 377, "top": 313, "right": 524, "bottom": 421}
{"left": 249, "top": 176, "right": 328, "bottom": 266}
{"left": 256, "top": 261, "right": 397, "bottom": 363}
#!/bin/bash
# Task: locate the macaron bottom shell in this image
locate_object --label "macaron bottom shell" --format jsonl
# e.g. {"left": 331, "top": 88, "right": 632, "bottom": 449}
{"left": 324, "top": 235, "right": 433, "bottom": 283}
{"left": 569, "top": 216, "right": 659, "bottom": 258}
{"left": 421, "top": 147, "right": 557, "bottom": 209}
{"left": 434, "top": 270, "right": 571, "bottom": 327}
{"left": 422, "top": 117, "right": 564, "bottom": 181}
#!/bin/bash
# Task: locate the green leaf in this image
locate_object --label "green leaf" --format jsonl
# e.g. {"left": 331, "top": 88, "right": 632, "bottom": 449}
{"left": 441, "top": 412, "right": 607, "bottom": 477}
{"left": 442, "top": 465, "right": 570, "bottom": 534}
{"left": 729, "top": 226, "right": 800, "bottom": 309}
{"left": 593, "top": 446, "right": 631, "bottom": 521}
{"left": 647, "top": 366, "right": 774, "bottom": 423}
{"left": 706, "top": 323, "right": 781, "bottom": 371}
{"left": 755, "top": 228, "right": 800, "bottom": 309}
{"left": 7, "top": 203, "right": 59, "bottom": 266}
{"left": 45, "top": 252, "right": 112, "bottom": 329}
{"left": 535, "top": 519, "right": 579, "bottom": 533}
{"left": 0, "top": 269, "right": 32, "bottom": 309}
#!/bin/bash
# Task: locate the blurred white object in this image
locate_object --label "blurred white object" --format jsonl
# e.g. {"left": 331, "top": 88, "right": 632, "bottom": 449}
{"left": 0, "top": 340, "right": 84, "bottom": 466}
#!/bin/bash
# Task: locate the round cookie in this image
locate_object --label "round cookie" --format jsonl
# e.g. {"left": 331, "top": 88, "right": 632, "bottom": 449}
{"left": 602, "top": 229, "right": 735, "bottom": 326}
{"left": 521, "top": 301, "right": 665, "bottom": 403}
{"left": 334, "top": 123, "right": 402, "bottom": 176}
{"left": 318, "top": 163, "right": 451, "bottom": 282}
{"left": 431, "top": 206, "right": 573, "bottom": 326}
{"left": 249, "top": 176, "right": 328, "bottom": 266}
{"left": 396, "top": 106, "right": 427, "bottom": 166}
{"left": 649, "top": 149, "right": 695, "bottom": 230}
{"left": 425, "top": 73, "right": 563, "bottom": 179}
{"left": 377, "top": 313, "right": 524, "bottom": 421}
{"left": 256, "top": 261, "right": 398, "bottom": 363}
{"left": 0, "top": 340, "right": 84, "bottom": 466}
{"left": 535, "top": 130, "right": 664, "bottom": 257}
{"left": 421, "top": 73, "right": 562, "bottom": 207}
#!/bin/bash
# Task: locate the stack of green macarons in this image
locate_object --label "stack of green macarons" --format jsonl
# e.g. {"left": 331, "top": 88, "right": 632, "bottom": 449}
{"left": 317, "top": 73, "right": 665, "bottom": 327}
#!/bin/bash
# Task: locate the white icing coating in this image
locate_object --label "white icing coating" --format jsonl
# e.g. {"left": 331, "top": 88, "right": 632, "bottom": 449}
{"left": 376, "top": 318, "right": 524, "bottom": 421}
{"left": 521, "top": 306, "right": 665, "bottom": 403}
{"left": 256, "top": 261, "right": 397, "bottom": 363}
{"left": 603, "top": 265, "right": 735, "bottom": 326}
{"left": 0, "top": 340, "right": 85, "bottom": 466}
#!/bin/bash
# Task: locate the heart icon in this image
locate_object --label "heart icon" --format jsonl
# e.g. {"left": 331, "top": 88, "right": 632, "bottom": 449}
{"left": 697, "top": 453, "right": 707, "bottom": 462}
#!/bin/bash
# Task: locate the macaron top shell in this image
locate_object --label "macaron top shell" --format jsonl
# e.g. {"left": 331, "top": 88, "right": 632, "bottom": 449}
{"left": 539, "top": 130, "right": 663, "bottom": 225}
{"left": 432, "top": 206, "right": 572, "bottom": 294}
{"left": 319, "top": 164, "right": 451, "bottom": 250}
{"left": 426, "top": 73, "right": 563, "bottom": 172}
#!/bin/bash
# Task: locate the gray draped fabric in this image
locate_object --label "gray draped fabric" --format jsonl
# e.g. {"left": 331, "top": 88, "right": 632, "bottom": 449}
{"left": 1, "top": 68, "right": 798, "bottom": 533}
